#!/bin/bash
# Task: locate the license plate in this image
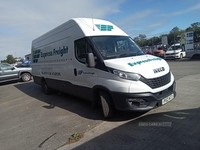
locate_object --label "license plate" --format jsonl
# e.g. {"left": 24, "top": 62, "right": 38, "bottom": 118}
{"left": 162, "top": 94, "right": 174, "bottom": 105}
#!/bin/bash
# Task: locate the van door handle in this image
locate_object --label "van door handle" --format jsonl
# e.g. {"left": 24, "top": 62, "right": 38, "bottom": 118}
{"left": 74, "top": 68, "right": 77, "bottom": 76}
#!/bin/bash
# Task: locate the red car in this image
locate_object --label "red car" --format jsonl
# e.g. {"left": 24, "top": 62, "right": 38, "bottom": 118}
{"left": 153, "top": 47, "right": 166, "bottom": 58}
{"left": 146, "top": 51, "right": 153, "bottom": 55}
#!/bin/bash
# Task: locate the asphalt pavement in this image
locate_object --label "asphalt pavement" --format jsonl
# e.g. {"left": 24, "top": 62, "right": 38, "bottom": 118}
{"left": 58, "top": 59, "right": 200, "bottom": 150}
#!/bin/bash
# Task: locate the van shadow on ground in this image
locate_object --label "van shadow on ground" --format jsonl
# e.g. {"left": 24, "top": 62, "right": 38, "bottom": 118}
{"left": 73, "top": 107, "right": 200, "bottom": 150}
{"left": 166, "top": 58, "right": 200, "bottom": 62}
{"left": 14, "top": 82, "right": 200, "bottom": 150}
{"left": 14, "top": 82, "right": 147, "bottom": 121}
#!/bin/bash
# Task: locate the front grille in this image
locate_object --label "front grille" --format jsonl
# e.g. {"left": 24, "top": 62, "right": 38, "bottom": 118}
{"left": 140, "top": 72, "right": 171, "bottom": 89}
{"left": 166, "top": 53, "right": 175, "bottom": 55}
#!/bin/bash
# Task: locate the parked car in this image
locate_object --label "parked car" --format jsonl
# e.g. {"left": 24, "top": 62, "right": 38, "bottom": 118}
{"left": 146, "top": 50, "right": 153, "bottom": 55}
{"left": 153, "top": 47, "right": 166, "bottom": 58}
{"left": 0, "top": 63, "right": 32, "bottom": 83}
{"left": 165, "top": 43, "right": 186, "bottom": 59}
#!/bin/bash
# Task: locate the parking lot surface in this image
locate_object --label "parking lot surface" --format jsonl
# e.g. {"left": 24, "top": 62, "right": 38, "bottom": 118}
{"left": 0, "top": 58, "right": 200, "bottom": 150}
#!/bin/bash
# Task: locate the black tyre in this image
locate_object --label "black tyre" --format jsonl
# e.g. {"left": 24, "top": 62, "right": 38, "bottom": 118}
{"left": 99, "top": 91, "right": 114, "bottom": 119}
{"left": 21, "top": 73, "right": 31, "bottom": 82}
{"left": 180, "top": 54, "right": 183, "bottom": 59}
{"left": 42, "top": 80, "right": 52, "bottom": 95}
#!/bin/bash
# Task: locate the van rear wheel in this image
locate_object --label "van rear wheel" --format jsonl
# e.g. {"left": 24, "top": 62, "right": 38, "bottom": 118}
{"left": 99, "top": 91, "right": 114, "bottom": 119}
{"left": 42, "top": 80, "right": 52, "bottom": 95}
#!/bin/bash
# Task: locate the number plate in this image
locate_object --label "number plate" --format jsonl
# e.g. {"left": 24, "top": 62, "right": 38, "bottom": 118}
{"left": 162, "top": 94, "right": 174, "bottom": 105}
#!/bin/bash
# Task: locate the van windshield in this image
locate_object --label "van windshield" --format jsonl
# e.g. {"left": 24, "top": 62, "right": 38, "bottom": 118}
{"left": 91, "top": 36, "right": 144, "bottom": 59}
{"left": 168, "top": 45, "right": 181, "bottom": 51}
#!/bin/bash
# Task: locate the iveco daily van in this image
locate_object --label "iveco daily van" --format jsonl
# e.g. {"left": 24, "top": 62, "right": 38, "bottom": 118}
{"left": 31, "top": 18, "right": 176, "bottom": 118}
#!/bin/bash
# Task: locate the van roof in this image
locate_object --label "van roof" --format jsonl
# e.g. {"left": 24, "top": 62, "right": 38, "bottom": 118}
{"left": 32, "top": 18, "right": 128, "bottom": 44}
{"left": 71, "top": 18, "right": 127, "bottom": 36}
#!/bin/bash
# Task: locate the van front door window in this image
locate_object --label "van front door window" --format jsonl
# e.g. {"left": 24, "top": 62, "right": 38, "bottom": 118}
{"left": 75, "top": 38, "right": 93, "bottom": 63}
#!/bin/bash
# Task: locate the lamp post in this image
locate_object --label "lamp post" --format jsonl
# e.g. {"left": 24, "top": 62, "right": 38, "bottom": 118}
{"left": 173, "top": 33, "right": 176, "bottom": 60}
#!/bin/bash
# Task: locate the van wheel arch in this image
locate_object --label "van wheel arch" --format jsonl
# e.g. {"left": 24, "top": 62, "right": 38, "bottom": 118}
{"left": 41, "top": 78, "right": 52, "bottom": 95}
{"left": 98, "top": 90, "right": 114, "bottom": 119}
{"left": 191, "top": 54, "right": 200, "bottom": 59}
{"left": 92, "top": 86, "right": 112, "bottom": 108}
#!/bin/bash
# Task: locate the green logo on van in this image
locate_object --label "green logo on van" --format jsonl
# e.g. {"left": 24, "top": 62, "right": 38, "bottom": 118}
{"left": 128, "top": 58, "right": 162, "bottom": 67}
{"left": 95, "top": 24, "right": 113, "bottom": 31}
{"left": 32, "top": 49, "right": 41, "bottom": 63}
{"left": 32, "top": 46, "right": 68, "bottom": 63}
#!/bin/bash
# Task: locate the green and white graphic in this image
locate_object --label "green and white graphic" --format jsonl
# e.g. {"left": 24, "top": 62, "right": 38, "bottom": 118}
{"left": 32, "top": 46, "right": 68, "bottom": 63}
{"left": 95, "top": 24, "right": 113, "bottom": 31}
{"left": 32, "top": 49, "right": 41, "bottom": 63}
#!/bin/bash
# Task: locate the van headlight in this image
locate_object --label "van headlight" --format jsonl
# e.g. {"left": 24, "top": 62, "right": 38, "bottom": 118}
{"left": 113, "top": 70, "right": 141, "bottom": 81}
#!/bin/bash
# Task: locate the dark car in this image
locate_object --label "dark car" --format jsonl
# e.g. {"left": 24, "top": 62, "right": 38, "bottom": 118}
{"left": 0, "top": 63, "right": 32, "bottom": 83}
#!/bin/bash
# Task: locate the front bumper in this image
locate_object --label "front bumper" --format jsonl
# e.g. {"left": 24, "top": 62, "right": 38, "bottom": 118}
{"left": 154, "top": 54, "right": 165, "bottom": 58}
{"left": 110, "top": 81, "right": 176, "bottom": 111}
{"left": 165, "top": 54, "right": 179, "bottom": 59}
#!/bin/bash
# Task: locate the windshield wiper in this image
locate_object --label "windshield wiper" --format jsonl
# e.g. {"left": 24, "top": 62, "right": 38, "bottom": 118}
{"left": 116, "top": 53, "right": 130, "bottom": 58}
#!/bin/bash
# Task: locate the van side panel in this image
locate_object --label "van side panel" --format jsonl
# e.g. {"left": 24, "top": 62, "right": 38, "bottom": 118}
{"left": 31, "top": 20, "right": 85, "bottom": 96}
{"left": 31, "top": 19, "right": 98, "bottom": 100}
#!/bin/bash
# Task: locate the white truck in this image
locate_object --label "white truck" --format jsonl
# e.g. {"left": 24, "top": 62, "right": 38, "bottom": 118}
{"left": 165, "top": 43, "right": 186, "bottom": 59}
{"left": 31, "top": 18, "right": 176, "bottom": 118}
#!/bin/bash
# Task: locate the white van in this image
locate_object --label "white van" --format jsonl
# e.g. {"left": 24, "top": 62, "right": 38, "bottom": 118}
{"left": 31, "top": 18, "right": 176, "bottom": 118}
{"left": 165, "top": 43, "right": 186, "bottom": 59}
{"left": 186, "top": 50, "right": 200, "bottom": 59}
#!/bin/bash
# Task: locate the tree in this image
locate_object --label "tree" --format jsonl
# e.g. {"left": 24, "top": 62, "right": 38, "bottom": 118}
{"left": 190, "top": 22, "right": 200, "bottom": 42}
{"left": 133, "top": 37, "right": 139, "bottom": 42}
{"left": 191, "top": 22, "right": 200, "bottom": 31}
{"left": 168, "top": 27, "right": 182, "bottom": 45}
{"left": 6, "top": 55, "right": 16, "bottom": 64}
{"left": 185, "top": 27, "right": 193, "bottom": 32}
{"left": 170, "top": 26, "right": 180, "bottom": 34}
{"left": 1, "top": 60, "right": 6, "bottom": 63}
{"left": 152, "top": 36, "right": 161, "bottom": 45}
{"left": 133, "top": 34, "right": 147, "bottom": 47}
{"left": 138, "top": 34, "right": 146, "bottom": 40}
{"left": 132, "top": 21, "right": 200, "bottom": 47}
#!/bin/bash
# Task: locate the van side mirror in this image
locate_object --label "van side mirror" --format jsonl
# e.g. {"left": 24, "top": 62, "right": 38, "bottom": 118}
{"left": 86, "top": 53, "right": 95, "bottom": 68}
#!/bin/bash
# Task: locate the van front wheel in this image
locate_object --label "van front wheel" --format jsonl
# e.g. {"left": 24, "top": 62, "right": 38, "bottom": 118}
{"left": 99, "top": 91, "right": 114, "bottom": 119}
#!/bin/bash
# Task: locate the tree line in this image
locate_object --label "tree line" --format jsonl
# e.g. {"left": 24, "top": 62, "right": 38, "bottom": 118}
{"left": 133, "top": 22, "right": 200, "bottom": 47}
{"left": 1, "top": 55, "right": 23, "bottom": 64}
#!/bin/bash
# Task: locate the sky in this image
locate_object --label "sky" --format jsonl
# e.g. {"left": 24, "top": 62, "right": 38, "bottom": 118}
{"left": 0, "top": 0, "right": 200, "bottom": 60}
